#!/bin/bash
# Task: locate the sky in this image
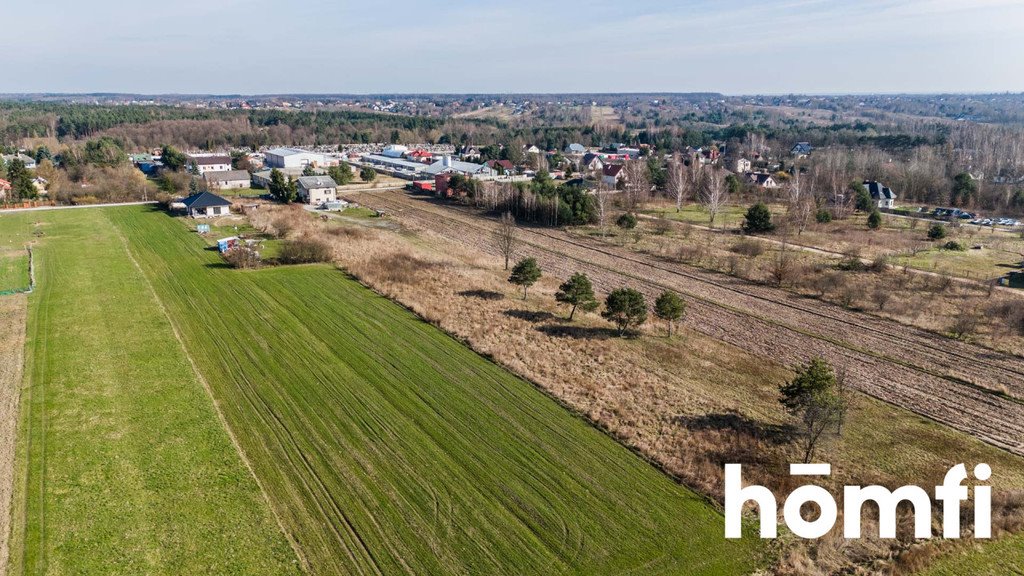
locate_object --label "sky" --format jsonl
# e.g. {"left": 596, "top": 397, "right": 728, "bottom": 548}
{"left": 3, "top": 0, "right": 1023, "bottom": 95}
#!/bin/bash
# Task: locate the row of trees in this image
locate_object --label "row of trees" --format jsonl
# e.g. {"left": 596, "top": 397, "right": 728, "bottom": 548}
{"left": 504, "top": 255, "right": 686, "bottom": 337}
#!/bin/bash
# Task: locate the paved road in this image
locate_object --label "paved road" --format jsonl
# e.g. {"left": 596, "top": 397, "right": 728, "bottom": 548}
{"left": 0, "top": 201, "right": 157, "bottom": 214}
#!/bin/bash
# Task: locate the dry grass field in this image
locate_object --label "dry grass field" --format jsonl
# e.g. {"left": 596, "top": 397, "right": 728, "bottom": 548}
{"left": 258, "top": 195, "right": 1024, "bottom": 575}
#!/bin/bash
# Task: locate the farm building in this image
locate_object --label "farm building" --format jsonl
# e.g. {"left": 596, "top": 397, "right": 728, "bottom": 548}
{"left": 362, "top": 154, "right": 427, "bottom": 175}
{"left": 863, "top": 181, "right": 897, "bottom": 208}
{"left": 297, "top": 175, "right": 338, "bottom": 205}
{"left": 264, "top": 147, "right": 325, "bottom": 169}
{"left": 204, "top": 170, "right": 251, "bottom": 190}
{"left": 424, "top": 156, "right": 495, "bottom": 178}
{"left": 181, "top": 191, "right": 232, "bottom": 218}
{"left": 188, "top": 155, "right": 232, "bottom": 174}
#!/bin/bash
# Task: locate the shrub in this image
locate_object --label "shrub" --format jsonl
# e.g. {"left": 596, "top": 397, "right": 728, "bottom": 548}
{"left": 927, "top": 223, "right": 947, "bottom": 240}
{"left": 742, "top": 203, "right": 775, "bottom": 234}
{"left": 815, "top": 208, "right": 832, "bottom": 223}
{"left": 616, "top": 213, "right": 637, "bottom": 230}
{"left": 942, "top": 240, "right": 966, "bottom": 251}
{"left": 867, "top": 209, "right": 882, "bottom": 230}
{"left": 278, "top": 236, "right": 332, "bottom": 264}
{"left": 730, "top": 238, "right": 765, "bottom": 258}
{"left": 223, "top": 246, "right": 261, "bottom": 269}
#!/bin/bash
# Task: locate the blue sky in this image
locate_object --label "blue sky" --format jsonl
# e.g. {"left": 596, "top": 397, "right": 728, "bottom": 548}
{"left": 3, "top": 0, "right": 1023, "bottom": 94}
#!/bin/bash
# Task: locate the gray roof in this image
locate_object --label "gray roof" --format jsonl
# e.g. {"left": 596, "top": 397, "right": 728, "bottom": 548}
{"left": 362, "top": 154, "right": 426, "bottom": 171}
{"left": 189, "top": 155, "right": 231, "bottom": 165}
{"left": 204, "top": 170, "right": 250, "bottom": 182}
{"left": 297, "top": 175, "right": 337, "bottom": 189}
{"left": 424, "top": 158, "right": 491, "bottom": 176}
{"left": 565, "top": 143, "right": 586, "bottom": 153}
{"left": 2, "top": 153, "right": 35, "bottom": 165}
{"left": 266, "top": 147, "right": 312, "bottom": 157}
{"left": 863, "top": 181, "right": 896, "bottom": 200}
{"left": 181, "top": 191, "right": 231, "bottom": 209}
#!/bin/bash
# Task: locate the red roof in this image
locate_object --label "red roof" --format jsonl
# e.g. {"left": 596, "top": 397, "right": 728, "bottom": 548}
{"left": 486, "top": 159, "right": 514, "bottom": 170}
{"left": 409, "top": 149, "right": 433, "bottom": 158}
{"left": 603, "top": 164, "right": 624, "bottom": 177}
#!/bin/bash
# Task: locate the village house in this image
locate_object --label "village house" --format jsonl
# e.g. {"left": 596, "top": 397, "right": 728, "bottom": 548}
{"left": 2, "top": 153, "right": 37, "bottom": 169}
{"left": 790, "top": 142, "right": 813, "bottom": 158}
{"left": 602, "top": 164, "right": 625, "bottom": 187}
{"left": 580, "top": 153, "right": 604, "bottom": 172}
{"left": 524, "top": 144, "right": 542, "bottom": 155}
{"left": 188, "top": 155, "right": 232, "bottom": 175}
{"left": 181, "top": 191, "right": 232, "bottom": 218}
{"left": 204, "top": 170, "right": 251, "bottom": 190}
{"left": 297, "top": 175, "right": 338, "bottom": 205}
{"left": 564, "top": 143, "right": 587, "bottom": 155}
{"left": 746, "top": 172, "right": 779, "bottom": 189}
{"left": 863, "top": 181, "right": 897, "bottom": 209}
{"left": 735, "top": 158, "right": 752, "bottom": 173}
{"left": 485, "top": 159, "right": 515, "bottom": 174}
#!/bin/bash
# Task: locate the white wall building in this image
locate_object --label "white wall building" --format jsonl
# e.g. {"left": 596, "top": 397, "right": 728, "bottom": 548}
{"left": 297, "top": 175, "right": 338, "bottom": 205}
{"left": 265, "top": 147, "right": 326, "bottom": 169}
{"left": 188, "top": 155, "right": 232, "bottom": 175}
{"left": 204, "top": 170, "right": 251, "bottom": 190}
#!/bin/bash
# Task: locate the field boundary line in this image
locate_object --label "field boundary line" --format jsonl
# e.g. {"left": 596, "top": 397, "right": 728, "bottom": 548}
{"left": 108, "top": 214, "right": 310, "bottom": 573}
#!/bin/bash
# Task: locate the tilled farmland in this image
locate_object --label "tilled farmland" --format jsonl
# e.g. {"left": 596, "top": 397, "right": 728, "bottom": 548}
{"left": 354, "top": 191, "right": 1024, "bottom": 456}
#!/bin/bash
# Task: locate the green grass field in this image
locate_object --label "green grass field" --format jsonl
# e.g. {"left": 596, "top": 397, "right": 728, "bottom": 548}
{"left": 1, "top": 209, "right": 299, "bottom": 575}
{"left": 107, "top": 205, "right": 764, "bottom": 575}
{"left": 0, "top": 251, "right": 30, "bottom": 293}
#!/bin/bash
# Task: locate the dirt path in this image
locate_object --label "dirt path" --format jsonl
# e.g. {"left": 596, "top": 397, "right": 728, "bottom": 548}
{"left": 0, "top": 295, "right": 27, "bottom": 576}
{"left": 354, "top": 191, "right": 1024, "bottom": 456}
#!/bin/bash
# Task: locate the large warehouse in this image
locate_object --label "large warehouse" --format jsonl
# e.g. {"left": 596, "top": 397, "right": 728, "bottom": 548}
{"left": 264, "top": 147, "right": 326, "bottom": 169}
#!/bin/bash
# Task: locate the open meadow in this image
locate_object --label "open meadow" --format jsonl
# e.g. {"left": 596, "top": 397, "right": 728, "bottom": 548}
{"left": 0, "top": 209, "right": 300, "bottom": 575}
{"left": 107, "top": 204, "right": 763, "bottom": 575}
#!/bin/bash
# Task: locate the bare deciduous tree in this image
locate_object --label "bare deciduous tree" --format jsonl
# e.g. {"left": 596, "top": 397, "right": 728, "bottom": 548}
{"left": 493, "top": 211, "right": 518, "bottom": 270}
{"left": 667, "top": 156, "right": 688, "bottom": 212}
{"left": 622, "top": 159, "right": 650, "bottom": 212}
{"left": 699, "top": 167, "right": 727, "bottom": 227}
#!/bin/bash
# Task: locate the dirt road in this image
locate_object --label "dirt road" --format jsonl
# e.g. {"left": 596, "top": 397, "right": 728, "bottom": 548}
{"left": 354, "top": 191, "right": 1024, "bottom": 456}
{"left": 0, "top": 295, "right": 27, "bottom": 576}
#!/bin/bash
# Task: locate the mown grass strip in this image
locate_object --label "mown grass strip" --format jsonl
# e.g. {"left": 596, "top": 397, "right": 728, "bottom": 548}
{"left": 1, "top": 209, "right": 299, "bottom": 576}
{"left": 109, "top": 205, "right": 765, "bottom": 575}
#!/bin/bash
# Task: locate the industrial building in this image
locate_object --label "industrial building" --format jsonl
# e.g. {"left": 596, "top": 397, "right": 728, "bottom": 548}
{"left": 264, "top": 147, "right": 326, "bottom": 169}
{"left": 361, "top": 154, "right": 427, "bottom": 175}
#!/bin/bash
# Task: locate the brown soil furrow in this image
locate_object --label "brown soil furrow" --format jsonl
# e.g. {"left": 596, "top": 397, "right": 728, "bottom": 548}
{"left": 354, "top": 192, "right": 1024, "bottom": 455}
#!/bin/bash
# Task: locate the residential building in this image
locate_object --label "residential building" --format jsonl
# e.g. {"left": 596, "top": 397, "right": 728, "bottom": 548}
{"left": 204, "top": 170, "right": 251, "bottom": 190}
{"left": 581, "top": 153, "right": 604, "bottom": 172}
{"left": 188, "top": 155, "right": 232, "bottom": 175}
{"left": 525, "top": 145, "right": 542, "bottom": 155}
{"left": 485, "top": 159, "right": 515, "bottom": 174}
{"left": 264, "top": 147, "right": 326, "bottom": 169}
{"left": 251, "top": 167, "right": 305, "bottom": 188}
{"left": 791, "top": 142, "right": 813, "bottom": 158}
{"left": 746, "top": 172, "right": 779, "bottom": 189}
{"left": 863, "top": 181, "right": 897, "bottom": 209}
{"left": 297, "top": 175, "right": 338, "bottom": 205}
{"left": 564, "top": 143, "right": 587, "bottom": 155}
{"left": 2, "top": 153, "right": 36, "bottom": 169}
{"left": 602, "top": 164, "right": 625, "bottom": 187}
{"left": 735, "top": 158, "right": 752, "bottom": 173}
{"left": 181, "top": 191, "right": 232, "bottom": 218}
